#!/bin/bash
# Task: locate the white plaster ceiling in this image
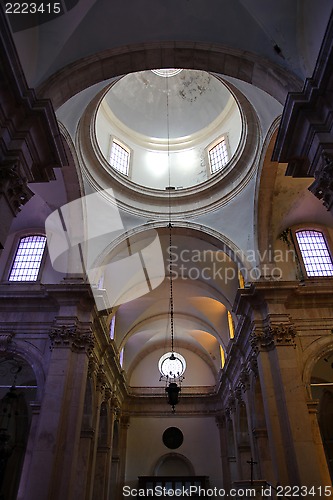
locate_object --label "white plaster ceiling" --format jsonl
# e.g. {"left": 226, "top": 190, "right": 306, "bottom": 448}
{"left": 103, "top": 70, "right": 233, "bottom": 139}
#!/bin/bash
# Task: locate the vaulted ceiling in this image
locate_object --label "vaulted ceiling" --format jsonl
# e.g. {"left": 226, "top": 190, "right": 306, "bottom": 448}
{"left": 5, "top": 0, "right": 333, "bottom": 395}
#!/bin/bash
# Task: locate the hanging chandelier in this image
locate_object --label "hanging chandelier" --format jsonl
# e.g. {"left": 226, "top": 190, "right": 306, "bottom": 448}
{"left": 157, "top": 75, "right": 186, "bottom": 412}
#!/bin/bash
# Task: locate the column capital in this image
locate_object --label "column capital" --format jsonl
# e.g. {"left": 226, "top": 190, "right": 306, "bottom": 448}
{"left": 96, "top": 368, "right": 107, "bottom": 394}
{"left": 104, "top": 387, "right": 113, "bottom": 401}
{"left": 309, "top": 150, "right": 333, "bottom": 211}
{"left": 215, "top": 412, "right": 228, "bottom": 428}
{"left": 250, "top": 323, "right": 296, "bottom": 352}
{"left": 49, "top": 323, "right": 94, "bottom": 353}
{"left": 120, "top": 414, "right": 130, "bottom": 429}
{"left": 0, "top": 163, "right": 33, "bottom": 215}
{"left": 88, "top": 355, "right": 99, "bottom": 377}
{"left": 226, "top": 392, "right": 236, "bottom": 414}
{"left": 0, "top": 331, "right": 14, "bottom": 352}
{"left": 239, "top": 364, "right": 250, "bottom": 392}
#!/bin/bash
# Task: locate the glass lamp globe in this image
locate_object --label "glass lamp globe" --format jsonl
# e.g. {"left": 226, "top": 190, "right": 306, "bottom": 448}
{"left": 158, "top": 352, "right": 186, "bottom": 379}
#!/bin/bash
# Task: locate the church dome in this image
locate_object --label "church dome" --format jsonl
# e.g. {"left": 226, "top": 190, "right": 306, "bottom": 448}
{"left": 95, "top": 69, "right": 243, "bottom": 191}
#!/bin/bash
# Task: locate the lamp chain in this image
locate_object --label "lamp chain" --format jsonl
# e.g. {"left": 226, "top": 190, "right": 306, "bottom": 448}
{"left": 166, "top": 73, "right": 175, "bottom": 355}
{"left": 169, "top": 222, "right": 174, "bottom": 354}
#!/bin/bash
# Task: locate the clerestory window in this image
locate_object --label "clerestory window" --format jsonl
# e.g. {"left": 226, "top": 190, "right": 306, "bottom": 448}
{"left": 208, "top": 136, "right": 229, "bottom": 174}
{"left": 9, "top": 235, "right": 47, "bottom": 281}
{"left": 295, "top": 230, "right": 333, "bottom": 277}
{"left": 110, "top": 139, "right": 130, "bottom": 176}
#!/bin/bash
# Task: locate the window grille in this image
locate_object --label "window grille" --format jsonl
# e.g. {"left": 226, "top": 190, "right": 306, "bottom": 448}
{"left": 209, "top": 137, "right": 229, "bottom": 174}
{"left": 295, "top": 230, "right": 333, "bottom": 277}
{"left": 9, "top": 235, "right": 46, "bottom": 281}
{"left": 110, "top": 140, "right": 130, "bottom": 175}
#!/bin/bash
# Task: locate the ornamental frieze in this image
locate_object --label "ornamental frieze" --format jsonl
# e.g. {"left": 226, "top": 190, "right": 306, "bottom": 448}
{"left": 250, "top": 323, "right": 296, "bottom": 352}
{"left": 49, "top": 325, "right": 94, "bottom": 353}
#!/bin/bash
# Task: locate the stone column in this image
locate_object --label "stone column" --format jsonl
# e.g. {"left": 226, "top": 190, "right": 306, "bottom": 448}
{"left": 93, "top": 388, "right": 113, "bottom": 500}
{"left": 251, "top": 322, "right": 332, "bottom": 491}
{"left": 107, "top": 399, "right": 120, "bottom": 500}
{"left": 216, "top": 413, "right": 232, "bottom": 491}
{"left": 234, "top": 387, "right": 252, "bottom": 481}
{"left": 90, "top": 376, "right": 107, "bottom": 500}
{"left": 237, "top": 366, "right": 259, "bottom": 481}
{"left": 22, "top": 322, "right": 94, "bottom": 500}
{"left": 116, "top": 415, "right": 130, "bottom": 500}
{"left": 73, "top": 359, "right": 97, "bottom": 500}
{"left": 226, "top": 392, "right": 241, "bottom": 482}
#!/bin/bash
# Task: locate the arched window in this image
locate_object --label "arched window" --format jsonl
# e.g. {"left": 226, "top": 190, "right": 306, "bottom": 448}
{"left": 110, "top": 139, "right": 130, "bottom": 176}
{"left": 9, "top": 235, "right": 47, "bottom": 281}
{"left": 109, "top": 314, "right": 116, "bottom": 340}
{"left": 295, "top": 230, "right": 333, "bottom": 277}
{"left": 208, "top": 136, "right": 229, "bottom": 174}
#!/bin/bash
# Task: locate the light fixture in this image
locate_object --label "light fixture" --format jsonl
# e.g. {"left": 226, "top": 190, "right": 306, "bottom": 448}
{"left": 158, "top": 75, "right": 186, "bottom": 412}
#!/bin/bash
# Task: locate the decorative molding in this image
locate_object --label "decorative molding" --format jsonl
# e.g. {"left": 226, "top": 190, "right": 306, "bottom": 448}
{"left": 0, "top": 163, "right": 33, "bottom": 216}
{"left": 250, "top": 323, "right": 296, "bottom": 352}
{"left": 239, "top": 365, "right": 250, "bottom": 392}
{"left": 249, "top": 354, "right": 258, "bottom": 378}
{"left": 0, "top": 8, "right": 67, "bottom": 183}
{"left": 309, "top": 152, "right": 333, "bottom": 211}
{"left": 49, "top": 325, "right": 94, "bottom": 353}
{"left": 0, "top": 331, "right": 14, "bottom": 352}
{"left": 88, "top": 356, "right": 98, "bottom": 378}
{"left": 226, "top": 393, "right": 236, "bottom": 414}
{"left": 104, "top": 387, "right": 112, "bottom": 401}
{"left": 96, "top": 368, "right": 107, "bottom": 393}
{"left": 272, "top": 9, "right": 333, "bottom": 212}
{"left": 235, "top": 387, "right": 243, "bottom": 405}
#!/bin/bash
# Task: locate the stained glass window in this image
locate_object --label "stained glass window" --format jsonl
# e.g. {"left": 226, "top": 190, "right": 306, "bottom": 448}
{"left": 295, "top": 230, "right": 333, "bottom": 277}
{"left": 209, "top": 137, "right": 229, "bottom": 173}
{"left": 9, "top": 235, "right": 46, "bottom": 281}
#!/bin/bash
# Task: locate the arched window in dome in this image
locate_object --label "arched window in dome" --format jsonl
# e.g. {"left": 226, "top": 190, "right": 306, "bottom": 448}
{"left": 208, "top": 136, "right": 229, "bottom": 174}
{"left": 295, "top": 230, "right": 333, "bottom": 277}
{"left": 110, "top": 139, "right": 130, "bottom": 176}
{"left": 9, "top": 235, "right": 46, "bottom": 281}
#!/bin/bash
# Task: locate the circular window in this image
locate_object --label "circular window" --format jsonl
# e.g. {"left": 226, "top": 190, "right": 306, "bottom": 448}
{"left": 158, "top": 352, "right": 186, "bottom": 379}
{"left": 163, "top": 427, "right": 184, "bottom": 449}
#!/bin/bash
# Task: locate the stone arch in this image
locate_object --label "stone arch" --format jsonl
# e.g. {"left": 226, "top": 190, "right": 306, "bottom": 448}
{"left": 302, "top": 338, "right": 333, "bottom": 395}
{"left": 305, "top": 347, "right": 333, "bottom": 482}
{"left": 1, "top": 339, "right": 45, "bottom": 401}
{"left": 153, "top": 452, "right": 195, "bottom": 476}
{"left": 37, "top": 42, "right": 302, "bottom": 110}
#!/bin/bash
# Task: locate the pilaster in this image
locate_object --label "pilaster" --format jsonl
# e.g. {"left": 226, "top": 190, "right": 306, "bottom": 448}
{"left": 252, "top": 321, "right": 329, "bottom": 490}
{"left": 22, "top": 320, "right": 94, "bottom": 500}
